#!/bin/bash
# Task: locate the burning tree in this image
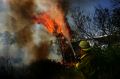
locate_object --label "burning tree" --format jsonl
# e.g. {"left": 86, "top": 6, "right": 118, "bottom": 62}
{"left": 33, "top": 0, "right": 75, "bottom": 64}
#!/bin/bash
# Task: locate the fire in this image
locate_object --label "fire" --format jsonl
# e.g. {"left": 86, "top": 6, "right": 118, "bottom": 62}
{"left": 33, "top": 13, "right": 61, "bottom": 34}
{"left": 32, "top": 0, "right": 71, "bottom": 40}
{"left": 33, "top": 12, "right": 71, "bottom": 40}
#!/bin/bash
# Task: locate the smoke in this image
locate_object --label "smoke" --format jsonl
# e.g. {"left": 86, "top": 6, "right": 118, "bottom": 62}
{"left": 0, "top": 0, "right": 9, "bottom": 32}
{"left": 35, "top": 0, "right": 69, "bottom": 14}
{"left": 57, "top": 0, "right": 70, "bottom": 15}
{"left": 0, "top": 0, "right": 50, "bottom": 66}
{"left": 0, "top": 0, "right": 72, "bottom": 66}
{"left": 7, "top": 0, "right": 34, "bottom": 32}
{"left": 34, "top": 0, "right": 70, "bottom": 23}
{"left": 35, "top": 0, "right": 71, "bottom": 40}
{"left": 8, "top": 0, "right": 35, "bottom": 19}
{"left": 32, "top": 24, "right": 63, "bottom": 63}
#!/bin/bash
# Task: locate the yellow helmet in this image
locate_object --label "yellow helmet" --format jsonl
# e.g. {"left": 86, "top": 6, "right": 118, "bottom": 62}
{"left": 79, "top": 40, "right": 91, "bottom": 51}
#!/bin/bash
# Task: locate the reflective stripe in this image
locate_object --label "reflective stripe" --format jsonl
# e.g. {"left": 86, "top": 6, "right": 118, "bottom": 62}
{"left": 80, "top": 53, "right": 88, "bottom": 60}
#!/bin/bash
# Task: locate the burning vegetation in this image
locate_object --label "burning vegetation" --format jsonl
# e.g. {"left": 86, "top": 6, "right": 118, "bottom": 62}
{"left": 33, "top": 0, "right": 71, "bottom": 41}
{"left": 5, "top": 0, "right": 73, "bottom": 65}
{"left": 1, "top": 0, "right": 120, "bottom": 79}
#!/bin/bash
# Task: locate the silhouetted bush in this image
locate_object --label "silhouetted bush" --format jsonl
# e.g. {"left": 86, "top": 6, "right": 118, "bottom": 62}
{"left": 92, "top": 45, "right": 120, "bottom": 79}
{"left": 0, "top": 46, "right": 120, "bottom": 79}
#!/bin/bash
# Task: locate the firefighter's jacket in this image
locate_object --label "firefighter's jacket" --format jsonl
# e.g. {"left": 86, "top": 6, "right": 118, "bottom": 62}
{"left": 75, "top": 52, "right": 96, "bottom": 79}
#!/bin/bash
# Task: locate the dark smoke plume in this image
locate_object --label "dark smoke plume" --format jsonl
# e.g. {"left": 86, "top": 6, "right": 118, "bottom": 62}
{"left": 7, "top": 0, "right": 35, "bottom": 46}
{"left": 7, "top": 0, "right": 51, "bottom": 64}
{"left": 9, "top": 0, "right": 35, "bottom": 19}
{"left": 58, "top": 0, "right": 70, "bottom": 15}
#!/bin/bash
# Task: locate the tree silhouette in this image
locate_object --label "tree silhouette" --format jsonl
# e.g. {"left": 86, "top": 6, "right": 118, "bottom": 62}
{"left": 69, "top": 7, "right": 94, "bottom": 40}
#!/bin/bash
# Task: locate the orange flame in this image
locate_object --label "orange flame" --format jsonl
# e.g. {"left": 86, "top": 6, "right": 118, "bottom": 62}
{"left": 33, "top": 13, "right": 55, "bottom": 33}
{"left": 33, "top": 12, "right": 71, "bottom": 40}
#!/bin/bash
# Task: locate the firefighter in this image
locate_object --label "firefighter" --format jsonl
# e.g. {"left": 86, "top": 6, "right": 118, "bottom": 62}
{"left": 75, "top": 40, "right": 96, "bottom": 79}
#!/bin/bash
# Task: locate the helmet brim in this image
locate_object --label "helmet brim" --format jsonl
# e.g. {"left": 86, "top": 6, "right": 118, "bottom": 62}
{"left": 82, "top": 47, "right": 91, "bottom": 51}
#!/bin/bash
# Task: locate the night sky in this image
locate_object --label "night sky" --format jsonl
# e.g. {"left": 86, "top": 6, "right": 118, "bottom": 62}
{"left": 67, "top": 0, "right": 114, "bottom": 37}
{"left": 0, "top": 0, "right": 113, "bottom": 12}
{"left": 66, "top": 0, "right": 115, "bottom": 20}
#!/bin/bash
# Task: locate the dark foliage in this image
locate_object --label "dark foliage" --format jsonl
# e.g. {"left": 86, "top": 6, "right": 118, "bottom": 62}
{"left": 0, "top": 59, "right": 66, "bottom": 79}
{"left": 26, "top": 60, "right": 66, "bottom": 79}
{"left": 0, "top": 46, "right": 120, "bottom": 79}
{"left": 92, "top": 46, "right": 120, "bottom": 79}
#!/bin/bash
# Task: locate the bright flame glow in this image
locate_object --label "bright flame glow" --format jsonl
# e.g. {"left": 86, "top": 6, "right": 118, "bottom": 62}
{"left": 33, "top": 12, "right": 71, "bottom": 41}
{"left": 33, "top": 13, "right": 57, "bottom": 33}
{"left": 33, "top": 0, "right": 71, "bottom": 40}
